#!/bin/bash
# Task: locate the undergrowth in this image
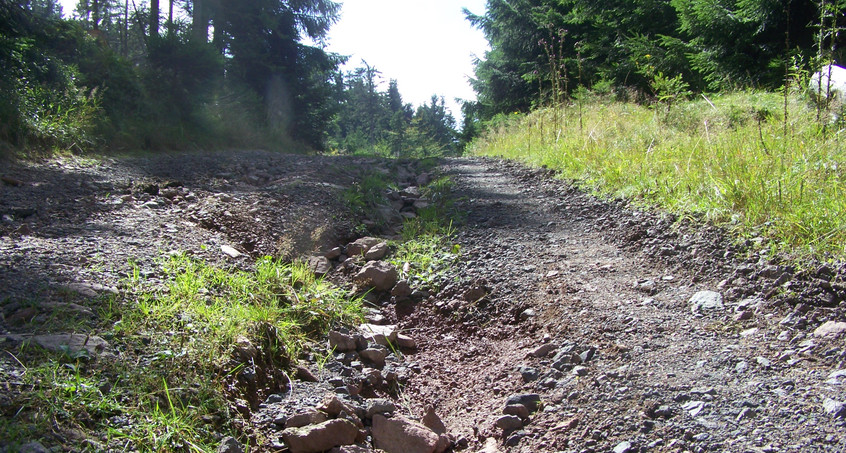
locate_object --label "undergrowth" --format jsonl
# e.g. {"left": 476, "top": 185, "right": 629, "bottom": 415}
{"left": 2, "top": 255, "right": 363, "bottom": 451}
{"left": 469, "top": 91, "right": 846, "bottom": 260}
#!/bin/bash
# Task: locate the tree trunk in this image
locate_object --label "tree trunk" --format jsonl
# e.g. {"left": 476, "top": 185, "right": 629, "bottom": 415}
{"left": 91, "top": 0, "right": 100, "bottom": 30}
{"left": 150, "top": 0, "right": 159, "bottom": 37}
{"left": 192, "top": 0, "right": 208, "bottom": 43}
{"left": 168, "top": 0, "right": 173, "bottom": 36}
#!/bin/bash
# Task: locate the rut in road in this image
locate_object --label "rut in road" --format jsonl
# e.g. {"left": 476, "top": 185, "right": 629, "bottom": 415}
{"left": 396, "top": 157, "right": 845, "bottom": 452}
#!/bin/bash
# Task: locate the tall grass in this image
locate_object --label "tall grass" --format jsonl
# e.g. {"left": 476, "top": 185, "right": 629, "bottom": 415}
{"left": 469, "top": 91, "right": 846, "bottom": 259}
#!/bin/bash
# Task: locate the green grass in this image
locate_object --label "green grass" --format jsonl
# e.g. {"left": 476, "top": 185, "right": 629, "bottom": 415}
{"left": 469, "top": 91, "right": 846, "bottom": 259}
{"left": 2, "top": 254, "right": 363, "bottom": 451}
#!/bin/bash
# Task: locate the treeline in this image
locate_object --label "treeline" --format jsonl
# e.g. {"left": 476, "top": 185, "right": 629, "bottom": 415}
{"left": 0, "top": 0, "right": 458, "bottom": 156}
{"left": 463, "top": 0, "right": 838, "bottom": 122}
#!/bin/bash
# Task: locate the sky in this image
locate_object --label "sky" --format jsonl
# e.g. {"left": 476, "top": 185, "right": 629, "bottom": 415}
{"left": 57, "top": 0, "right": 490, "bottom": 118}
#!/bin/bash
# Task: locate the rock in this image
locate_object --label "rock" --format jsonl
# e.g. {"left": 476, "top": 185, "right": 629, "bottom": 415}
{"left": 463, "top": 286, "right": 487, "bottom": 302}
{"left": 217, "top": 436, "right": 244, "bottom": 453}
{"left": 329, "top": 331, "right": 358, "bottom": 352}
{"left": 517, "top": 366, "right": 539, "bottom": 382}
{"left": 572, "top": 366, "right": 588, "bottom": 376}
{"left": 396, "top": 333, "right": 417, "bottom": 349}
{"left": 359, "top": 324, "right": 398, "bottom": 346}
{"left": 823, "top": 399, "right": 846, "bottom": 418}
{"left": 366, "top": 399, "right": 397, "bottom": 418}
{"left": 364, "top": 242, "right": 389, "bottom": 260}
{"left": 755, "top": 356, "right": 772, "bottom": 368}
{"left": 1, "top": 175, "right": 24, "bottom": 186}
{"left": 221, "top": 245, "right": 243, "bottom": 258}
{"left": 8, "top": 334, "right": 111, "bottom": 356}
{"left": 613, "top": 441, "right": 633, "bottom": 453}
{"left": 355, "top": 261, "right": 399, "bottom": 291}
{"left": 372, "top": 414, "right": 439, "bottom": 453}
{"left": 233, "top": 336, "right": 258, "bottom": 362}
{"left": 690, "top": 291, "right": 724, "bottom": 313}
{"left": 391, "top": 280, "right": 413, "bottom": 299}
{"left": 295, "top": 365, "right": 319, "bottom": 382}
{"left": 422, "top": 406, "right": 447, "bottom": 435}
{"left": 360, "top": 347, "right": 388, "bottom": 368}
{"left": 286, "top": 410, "right": 329, "bottom": 429}
{"left": 813, "top": 321, "right": 846, "bottom": 338}
{"left": 826, "top": 369, "right": 846, "bottom": 385}
{"left": 281, "top": 419, "right": 359, "bottom": 453}
{"left": 329, "top": 447, "right": 373, "bottom": 453}
{"left": 346, "top": 237, "right": 381, "bottom": 257}
{"left": 505, "top": 394, "right": 542, "bottom": 413}
{"left": 495, "top": 415, "right": 523, "bottom": 431}
{"left": 18, "top": 442, "right": 50, "bottom": 453}
{"left": 503, "top": 404, "right": 529, "bottom": 419}
{"left": 682, "top": 401, "right": 705, "bottom": 417}
{"left": 325, "top": 247, "right": 343, "bottom": 260}
{"left": 318, "top": 394, "right": 358, "bottom": 418}
{"left": 529, "top": 343, "right": 556, "bottom": 358}
{"left": 308, "top": 256, "right": 332, "bottom": 276}
{"left": 519, "top": 308, "right": 536, "bottom": 320}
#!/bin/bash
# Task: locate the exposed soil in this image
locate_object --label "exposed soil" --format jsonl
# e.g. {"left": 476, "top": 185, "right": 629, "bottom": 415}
{"left": 1, "top": 151, "right": 845, "bottom": 453}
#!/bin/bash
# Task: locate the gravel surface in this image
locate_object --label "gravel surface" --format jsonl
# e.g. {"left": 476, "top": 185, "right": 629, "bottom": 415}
{"left": 1, "top": 152, "right": 845, "bottom": 452}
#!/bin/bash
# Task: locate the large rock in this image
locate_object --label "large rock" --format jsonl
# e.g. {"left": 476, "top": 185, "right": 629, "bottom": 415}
{"left": 505, "top": 394, "right": 542, "bottom": 413}
{"left": 281, "top": 419, "right": 358, "bottom": 453}
{"left": 355, "top": 261, "right": 399, "bottom": 291}
{"left": 372, "top": 414, "right": 439, "bottom": 453}
{"left": 809, "top": 64, "right": 846, "bottom": 104}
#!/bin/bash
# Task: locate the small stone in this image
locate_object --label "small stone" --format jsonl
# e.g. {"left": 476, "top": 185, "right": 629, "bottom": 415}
{"left": 325, "top": 247, "right": 343, "bottom": 260}
{"left": 517, "top": 366, "right": 539, "bottom": 382}
{"left": 318, "top": 394, "right": 358, "bottom": 418}
{"left": 682, "top": 401, "right": 705, "bottom": 417}
{"left": 360, "top": 347, "right": 388, "bottom": 368}
{"left": 505, "top": 394, "right": 541, "bottom": 413}
{"left": 286, "top": 410, "right": 329, "bottom": 429}
{"left": 365, "top": 398, "right": 397, "bottom": 418}
{"left": 308, "top": 256, "right": 332, "bottom": 276}
{"left": 734, "top": 310, "right": 754, "bottom": 321}
{"left": 573, "top": 366, "right": 588, "bottom": 377}
{"left": 391, "top": 280, "right": 413, "bottom": 299}
{"left": 495, "top": 415, "right": 523, "bottom": 431}
{"left": 295, "top": 365, "right": 319, "bottom": 382}
{"left": 221, "top": 245, "right": 243, "bottom": 258}
{"left": 735, "top": 361, "right": 749, "bottom": 373}
{"left": 372, "top": 414, "right": 439, "bottom": 453}
{"left": 529, "top": 343, "right": 556, "bottom": 358}
{"left": 519, "top": 308, "right": 536, "bottom": 320}
{"left": 329, "top": 331, "right": 357, "bottom": 352}
{"left": 826, "top": 369, "right": 846, "bottom": 385}
{"left": 814, "top": 321, "right": 846, "bottom": 338}
{"left": 503, "top": 404, "right": 530, "bottom": 419}
{"left": 364, "top": 242, "right": 389, "bottom": 260}
{"left": 755, "top": 356, "right": 772, "bottom": 368}
{"left": 355, "top": 261, "right": 399, "bottom": 291}
{"left": 690, "top": 291, "right": 724, "bottom": 314}
{"left": 823, "top": 399, "right": 846, "bottom": 418}
{"left": 422, "top": 405, "right": 447, "bottom": 435}
{"left": 358, "top": 323, "right": 398, "bottom": 346}
{"left": 346, "top": 237, "right": 381, "bottom": 257}
{"left": 281, "top": 419, "right": 358, "bottom": 453}
{"left": 613, "top": 441, "right": 632, "bottom": 453}
{"left": 396, "top": 333, "right": 417, "bottom": 349}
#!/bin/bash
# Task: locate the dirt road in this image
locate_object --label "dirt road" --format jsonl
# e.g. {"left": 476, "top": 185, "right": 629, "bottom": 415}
{"left": 1, "top": 152, "right": 844, "bottom": 452}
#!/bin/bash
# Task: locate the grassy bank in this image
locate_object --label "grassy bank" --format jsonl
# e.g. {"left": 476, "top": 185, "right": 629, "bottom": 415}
{"left": 468, "top": 92, "right": 846, "bottom": 259}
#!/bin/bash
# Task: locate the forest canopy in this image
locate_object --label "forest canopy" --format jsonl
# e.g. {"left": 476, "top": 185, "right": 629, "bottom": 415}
{"left": 0, "top": 0, "right": 459, "bottom": 156}
{"left": 463, "top": 0, "right": 838, "bottom": 122}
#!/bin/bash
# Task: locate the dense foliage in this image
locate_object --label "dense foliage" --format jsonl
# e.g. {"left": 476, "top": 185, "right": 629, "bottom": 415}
{"left": 329, "top": 63, "right": 458, "bottom": 156}
{"left": 0, "top": 0, "right": 459, "bottom": 156}
{"left": 464, "top": 0, "right": 837, "bottom": 121}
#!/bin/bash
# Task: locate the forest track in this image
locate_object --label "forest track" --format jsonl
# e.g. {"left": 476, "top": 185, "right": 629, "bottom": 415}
{"left": 392, "top": 158, "right": 846, "bottom": 452}
{"left": 0, "top": 152, "right": 844, "bottom": 452}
